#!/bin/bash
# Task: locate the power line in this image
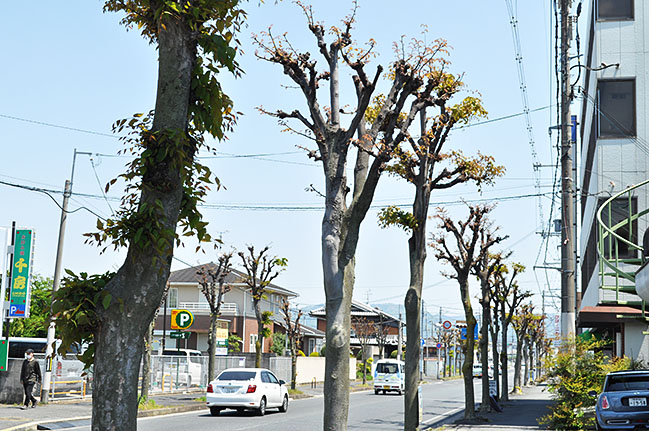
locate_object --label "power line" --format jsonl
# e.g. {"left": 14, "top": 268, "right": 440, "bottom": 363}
{"left": 0, "top": 114, "right": 117, "bottom": 138}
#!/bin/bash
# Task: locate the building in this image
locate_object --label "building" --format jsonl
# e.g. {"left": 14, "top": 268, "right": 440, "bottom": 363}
{"left": 152, "top": 263, "right": 299, "bottom": 354}
{"left": 577, "top": 0, "right": 649, "bottom": 359}
{"left": 309, "top": 300, "right": 404, "bottom": 360}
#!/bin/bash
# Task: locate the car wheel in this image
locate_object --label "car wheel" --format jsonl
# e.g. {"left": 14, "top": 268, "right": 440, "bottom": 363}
{"left": 374, "top": 389, "right": 380, "bottom": 395}
{"left": 258, "top": 397, "right": 267, "bottom": 416}
{"left": 397, "top": 389, "right": 402, "bottom": 395}
{"left": 279, "top": 395, "right": 289, "bottom": 413}
{"left": 209, "top": 406, "right": 221, "bottom": 416}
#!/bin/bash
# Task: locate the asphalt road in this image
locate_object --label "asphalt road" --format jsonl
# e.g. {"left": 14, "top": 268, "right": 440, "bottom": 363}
{"left": 63, "top": 378, "right": 479, "bottom": 430}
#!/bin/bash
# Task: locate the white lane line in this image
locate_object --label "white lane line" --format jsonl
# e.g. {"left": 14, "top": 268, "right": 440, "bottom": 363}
{"left": 421, "top": 406, "right": 463, "bottom": 425}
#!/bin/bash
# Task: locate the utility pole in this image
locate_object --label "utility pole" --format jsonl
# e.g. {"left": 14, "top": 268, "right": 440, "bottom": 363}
{"left": 437, "top": 308, "right": 442, "bottom": 379}
{"left": 42, "top": 149, "right": 91, "bottom": 403}
{"left": 41, "top": 180, "right": 70, "bottom": 403}
{"left": 560, "top": 0, "right": 576, "bottom": 341}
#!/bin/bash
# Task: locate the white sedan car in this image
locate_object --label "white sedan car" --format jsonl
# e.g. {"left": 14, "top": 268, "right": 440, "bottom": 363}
{"left": 206, "top": 368, "right": 289, "bottom": 416}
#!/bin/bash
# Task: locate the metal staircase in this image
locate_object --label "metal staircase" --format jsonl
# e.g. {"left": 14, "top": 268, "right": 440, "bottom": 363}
{"left": 597, "top": 179, "right": 649, "bottom": 317}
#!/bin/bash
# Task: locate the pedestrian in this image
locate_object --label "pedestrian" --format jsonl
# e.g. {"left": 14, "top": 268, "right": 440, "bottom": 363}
{"left": 20, "top": 348, "right": 41, "bottom": 409}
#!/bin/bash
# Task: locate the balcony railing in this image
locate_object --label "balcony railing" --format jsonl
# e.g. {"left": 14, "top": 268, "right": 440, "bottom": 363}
{"left": 178, "top": 302, "right": 238, "bottom": 314}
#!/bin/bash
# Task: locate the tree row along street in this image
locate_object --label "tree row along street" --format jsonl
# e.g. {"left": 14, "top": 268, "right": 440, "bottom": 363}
{"left": 56, "top": 379, "right": 476, "bottom": 431}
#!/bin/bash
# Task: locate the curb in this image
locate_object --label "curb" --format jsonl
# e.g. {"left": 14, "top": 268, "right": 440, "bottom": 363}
{"left": 1, "top": 404, "right": 207, "bottom": 431}
{"left": 421, "top": 408, "right": 465, "bottom": 430}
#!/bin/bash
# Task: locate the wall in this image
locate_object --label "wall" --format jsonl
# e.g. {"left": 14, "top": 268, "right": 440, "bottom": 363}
{"left": 624, "top": 320, "right": 649, "bottom": 361}
{"left": 291, "top": 357, "right": 357, "bottom": 384}
{"left": 0, "top": 359, "right": 31, "bottom": 404}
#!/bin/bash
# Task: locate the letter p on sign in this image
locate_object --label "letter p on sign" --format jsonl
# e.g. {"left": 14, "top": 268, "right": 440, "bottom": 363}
{"left": 171, "top": 309, "right": 194, "bottom": 330}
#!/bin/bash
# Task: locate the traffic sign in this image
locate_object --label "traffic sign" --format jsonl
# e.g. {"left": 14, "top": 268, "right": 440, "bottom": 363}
{"left": 170, "top": 331, "right": 191, "bottom": 339}
{"left": 442, "top": 320, "right": 452, "bottom": 330}
{"left": 436, "top": 343, "right": 442, "bottom": 349}
{"left": 421, "top": 338, "right": 425, "bottom": 347}
{"left": 170, "top": 309, "right": 194, "bottom": 330}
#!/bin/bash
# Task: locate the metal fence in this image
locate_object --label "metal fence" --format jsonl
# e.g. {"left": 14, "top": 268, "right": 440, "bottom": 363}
{"left": 147, "top": 355, "right": 246, "bottom": 392}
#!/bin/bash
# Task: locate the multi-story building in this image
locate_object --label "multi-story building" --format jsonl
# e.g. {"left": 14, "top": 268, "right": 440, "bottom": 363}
{"left": 577, "top": 0, "right": 649, "bottom": 359}
{"left": 152, "top": 263, "right": 325, "bottom": 354}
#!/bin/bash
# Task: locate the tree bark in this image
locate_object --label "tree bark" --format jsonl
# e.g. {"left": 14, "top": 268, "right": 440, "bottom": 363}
{"left": 404, "top": 181, "right": 430, "bottom": 431}
{"left": 92, "top": 12, "right": 194, "bottom": 431}
{"left": 139, "top": 319, "right": 154, "bottom": 403}
{"left": 207, "top": 312, "right": 218, "bottom": 382}
{"left": 500, "top": 309, "right": 509, "bottom": 402}
{"left": 479, "top": 295, "right": 490, "bottom": 412}
{"left": 459, "top": 277, "right": 477, "bottom": 421}
{"left": 523, "top": 341, "right": 529, "bottom": 386}
{"left": 489, "top": 314, "right": 500, "bottom": 400}
{"left": 290, "top": 345, "right": 297, "bottom": 390}
{"left": 512, "top": 335, "right": 523, "bottom": 394}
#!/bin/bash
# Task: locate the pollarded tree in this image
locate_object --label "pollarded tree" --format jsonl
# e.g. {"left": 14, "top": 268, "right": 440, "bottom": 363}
{"left": 80, "top": 2, "right": 244, "bottom": 429}
{"left": 376, "top": 61, "right": 504, "bottom": 429}
{"left": 352, "top": 317, "right": 376, "bottom": 385}
{"left": 197, "top": 253, "right": 234, "bottom": 382}
{"left": 431, "top": 204, "right": 497, "bottom": 421}
{"left": 493, "top": 263, "right": 530, "bottom": 401}
{"left": 280, "top": 298, "right": 303, "bottom": 390}
{"left": 473, "top": 248, "right": 507, "bottom": 412}
{"left": 238, "top": 245, "right": 287, "bottom": 367}
{"left": 253, "top": 3, "right": 461, "bottom": 428}
{"left": 512, "top": 303, "right": 537, "bottom": 393}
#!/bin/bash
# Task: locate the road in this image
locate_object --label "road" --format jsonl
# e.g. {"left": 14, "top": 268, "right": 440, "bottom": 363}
{"left": 63, "top": 378, "right": 480, "bottom": 430}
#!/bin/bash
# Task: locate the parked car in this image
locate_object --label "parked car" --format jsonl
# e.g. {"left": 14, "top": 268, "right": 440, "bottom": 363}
{"left": 159, "top": 349, "right": 203, "bottom": 388}
{"left": 206, "top": 368, "right": 288, "bottom": 416}
{"left": 473, "top": 364, "right": 483, "bottom": 378}
{"left": 373, "top": 359, "right": 404, "bottom": 395}
{"left": 592, "top": 370, "right": 649, "bottom": 430}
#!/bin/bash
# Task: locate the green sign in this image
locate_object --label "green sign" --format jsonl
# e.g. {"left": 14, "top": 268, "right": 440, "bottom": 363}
{"left": 9, "top": 229, "right": 34, "bottom": 318}
{"left": 216, "top": 339, "right": 228, "bottom": 347}
{"left": 0, "top": 340, "right": 8, "bottom": 372}
{"left": 171, "top": 309, "right": 194, "bottom": 330}
{"left": 170, "top": 331, "right": 191, "bottom": 339}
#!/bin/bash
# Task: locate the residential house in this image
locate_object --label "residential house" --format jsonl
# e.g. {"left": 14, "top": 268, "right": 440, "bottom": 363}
{"left": 309, "top": 300, "right": 404, "bottom": 360}
{"left": 577, "top": 0, "right": 649, "bottom": 360}
{"left": 153, "top": 263, "right": 298, "bottom": 354}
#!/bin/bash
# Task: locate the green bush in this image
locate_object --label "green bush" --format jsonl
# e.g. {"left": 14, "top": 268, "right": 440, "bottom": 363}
{"left": 309, "top": 351, "right": 320, "bottom": 357}
{"left": 297, "top": 350, "right": 306, "bottom": 357}
{"left": 540, "top": 339, "right": 630, "bottom": 430}
{"left": 320, "top": 344, "right": 326, "bottom": 357}
{"left": 270, "top": 332, "right": 287, "bottom": 355}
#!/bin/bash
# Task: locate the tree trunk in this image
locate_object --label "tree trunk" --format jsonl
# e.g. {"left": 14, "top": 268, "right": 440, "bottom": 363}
{"left": 254, "top": 301, "right": 263, "bottom": 368}
{"left": 529, "top": 340, "right": 535, "bottom": 384}
{"left": 139, "top": 319, "right": 154, "bottom": 403}
{"left": 362, "top": 355, "right": 367, "bottom": 385}
{"left": 512, "top": 335, "right": 523, "bottom": 394}
{"left": 490, "top": 324, "right": 500, "bottom": 400}
{"left": 290, "top": 345, "right": 297, "bottom": 390}
{"left": 523, "top": 341, "right": 529, "bottom": 386}
{"left": 479, "top": 296, "right": 490, "bottom": 412}
{"left": 208, "top": 312, "right": 218, "bottom": 382}
{"left": 92, "top": 13, "right": 194, "bottom": 431}
{"left": 500, "top": 311, "right": 509, "bottom": 402}
{"left": 459, "top": 277, "right": 477, "bottom": 421}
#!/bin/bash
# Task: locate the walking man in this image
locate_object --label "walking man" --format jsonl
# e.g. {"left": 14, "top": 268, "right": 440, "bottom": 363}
{"left": 20, "top": 348, "right": 41, "bottom": 409}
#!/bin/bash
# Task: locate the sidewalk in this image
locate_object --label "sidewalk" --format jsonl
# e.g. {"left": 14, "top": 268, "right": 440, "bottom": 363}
{"left": 0, "top": 390, "right": 206, "bottom": 431}
{"left": 429, "top": 383, "right": 552, "bottom": 430}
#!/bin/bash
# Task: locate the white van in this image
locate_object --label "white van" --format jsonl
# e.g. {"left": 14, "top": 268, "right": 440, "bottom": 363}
{"left": 373, "top": 359, "right": 405, "bottom": 395}
{"left": 160, "top": 349, "right": 204, "bottom": 387}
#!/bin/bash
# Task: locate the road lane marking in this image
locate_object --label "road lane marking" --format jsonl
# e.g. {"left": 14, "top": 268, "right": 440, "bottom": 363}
{"left": 421, "top": 406, "right": 463, "bottom": 425}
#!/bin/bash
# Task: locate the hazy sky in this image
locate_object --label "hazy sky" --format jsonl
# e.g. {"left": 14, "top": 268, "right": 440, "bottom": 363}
{"left": 1, "top": 1, "right": 574, "bottom": 321}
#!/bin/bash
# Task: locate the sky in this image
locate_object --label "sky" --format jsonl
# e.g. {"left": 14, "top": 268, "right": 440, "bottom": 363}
{"left": 0, "top": 0, "right": 577, "bottom": 325}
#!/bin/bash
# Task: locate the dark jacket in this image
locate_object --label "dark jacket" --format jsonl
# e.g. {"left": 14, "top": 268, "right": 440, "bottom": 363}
{"left": 20, "top": 358, "right": 41, "bottom": 384}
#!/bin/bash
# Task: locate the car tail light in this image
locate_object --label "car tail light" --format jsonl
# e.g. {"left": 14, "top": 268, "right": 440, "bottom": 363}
{"left": 207, "top": 384, "right": 213, "bottom": 393}
{"left": 246, "top": 385, "right": 257, "bottom": 393}
{"left": 601, "top": 395, "right": 610, "bottom": 409}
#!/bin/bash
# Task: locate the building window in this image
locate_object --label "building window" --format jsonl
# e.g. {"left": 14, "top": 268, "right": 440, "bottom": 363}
{"left": 597, "top": 80, "right": 635, "bottom": 138}
{"left": 249, "top": 334, "right": 258, "bottom": 353}
{"left": 168, "top": 287, "right": 178, "bottom": 308}
{"left": 597, "top": 0, "right": 633, "bottom": 20}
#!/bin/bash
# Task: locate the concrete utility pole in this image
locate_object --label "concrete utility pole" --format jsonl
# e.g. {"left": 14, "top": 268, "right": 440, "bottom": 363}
{"left": 42, "top": 149, "right": 91, "bottom": 403}
{"left": 560, "top": 0, "right": 576, "bottom": 340}
{"left": 41, "top": 180, "right": 70, "bottom": 403}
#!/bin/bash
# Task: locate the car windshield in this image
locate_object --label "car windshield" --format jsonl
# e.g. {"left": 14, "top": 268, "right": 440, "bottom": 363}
{"left": 606, "top": 375, "right": 649, "bottom": 392}
{"left": 217, "top": 371, "right": 256, "bottom": 381}
{"left": 376, "top": 363, "right": 398, "bottom": 374}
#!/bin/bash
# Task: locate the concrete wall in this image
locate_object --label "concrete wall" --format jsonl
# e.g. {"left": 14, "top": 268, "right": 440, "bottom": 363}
{"left": 624, "top": 320, "right": 649, "bottom": 361}
{"left": 0, "top": 359, "right": 42, "bottom": 404}
{"left": 293, "top": 357, "right": 357, "bottom": 384}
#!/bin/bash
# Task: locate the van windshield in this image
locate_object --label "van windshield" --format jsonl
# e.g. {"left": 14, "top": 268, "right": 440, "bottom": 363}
{"left": 376, "top": 363, "right": 399, "bottom": 374}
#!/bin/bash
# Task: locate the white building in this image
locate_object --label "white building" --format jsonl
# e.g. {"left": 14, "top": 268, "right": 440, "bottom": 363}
{"left": 578, "top": 0, "right": 649, "bottom": 360}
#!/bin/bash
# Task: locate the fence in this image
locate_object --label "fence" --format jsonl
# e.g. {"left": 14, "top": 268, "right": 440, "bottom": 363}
{"left": 147, "top": 355, "right": 245, "bottom": 392}
{"left": 269, "top": 357, "right": 292, "bottom": 383}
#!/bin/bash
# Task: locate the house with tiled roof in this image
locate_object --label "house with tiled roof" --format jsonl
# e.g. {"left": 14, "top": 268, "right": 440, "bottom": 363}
{"left": 152, "top": 263, "right": 300, "bottom": 354}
